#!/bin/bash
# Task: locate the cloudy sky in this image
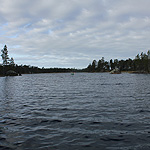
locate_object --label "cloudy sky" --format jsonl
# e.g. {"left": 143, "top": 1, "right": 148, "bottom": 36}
{"left": 0, "top": 0, "right": 150, "bottom": 68}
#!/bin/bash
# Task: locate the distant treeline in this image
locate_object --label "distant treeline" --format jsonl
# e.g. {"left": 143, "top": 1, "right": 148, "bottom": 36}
{"left": 0, "top": 64, "right": 79, "bottom": 76}
{"left": 1, "top": 51, "right": 150, "bottom": 76}
{"left": 1, "top": 44, "right": 150, "bottom": 76}
{"left": 0, "top": 45, "right": 80, "bottom": 76}
{"left": 83, "top": 51, "right": 150, "bottom": 73}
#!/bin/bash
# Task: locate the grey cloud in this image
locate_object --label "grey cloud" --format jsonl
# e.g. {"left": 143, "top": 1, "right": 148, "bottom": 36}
{"left": 0, "top": 0, "right": 150, "bottom": 68}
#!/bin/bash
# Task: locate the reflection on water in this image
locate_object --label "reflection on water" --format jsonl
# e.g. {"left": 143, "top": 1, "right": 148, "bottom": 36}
{"left": 0, "top": 73, "right": 150, "bottom": 150}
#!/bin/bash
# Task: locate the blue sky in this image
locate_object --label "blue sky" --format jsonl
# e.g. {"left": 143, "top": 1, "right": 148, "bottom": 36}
{"left": 0, "top": 0, "right": 150, "bottom": 68}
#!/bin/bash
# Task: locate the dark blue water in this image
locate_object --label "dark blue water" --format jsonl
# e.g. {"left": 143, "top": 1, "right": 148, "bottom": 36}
{"left": 0, "top": 73, "right": 150, "bottom": 150}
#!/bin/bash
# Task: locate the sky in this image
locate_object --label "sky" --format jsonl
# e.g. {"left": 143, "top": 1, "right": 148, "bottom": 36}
{"left": 0, "top": 0, "right": 150, "bottom": 68}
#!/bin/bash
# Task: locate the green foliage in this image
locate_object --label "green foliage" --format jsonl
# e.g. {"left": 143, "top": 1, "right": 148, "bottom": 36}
{"left": 1, "top": 45, "right": 9, "bottom": 65}
{"left": 0, "top": 63, "right": 79, "bottom": 76}
{"left": 1, "top": 45, "right": 150, "bottom": 75}
{"left": 0, "top": 45, "right": 77, "bottom": 76}
{"left": 85, "top": 50, "right": 150, "bottom": 73}
{"left": 9, "top": 57, "right": 15, "bottom": 66}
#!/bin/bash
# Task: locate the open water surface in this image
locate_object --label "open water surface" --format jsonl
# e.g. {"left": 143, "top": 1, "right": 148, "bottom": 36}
{"left": 0, "top": 73, "right": 150, "bottom": 150}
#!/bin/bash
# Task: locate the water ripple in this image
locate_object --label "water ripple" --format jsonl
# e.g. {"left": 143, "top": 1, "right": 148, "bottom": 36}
{"left": 0, "top": 73, "right": 150, "bottom": 149}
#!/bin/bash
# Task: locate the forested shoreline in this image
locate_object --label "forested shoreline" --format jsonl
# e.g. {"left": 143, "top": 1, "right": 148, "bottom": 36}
{"left": 0, "top": 65, "right": 79, "bottom": 76}
{"left": 0, "top": 45, "right": 79, "bottom": 76}
{"left": 0, "top": 45, "right": 150, "bottom": 76}
{"left": 84, "top": 51, "right": 150, "bottom": 73}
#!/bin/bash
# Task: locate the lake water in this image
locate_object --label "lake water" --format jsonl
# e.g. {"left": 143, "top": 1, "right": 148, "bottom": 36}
{"left": 0, "top": 73, "right": 150, "bottom": 150}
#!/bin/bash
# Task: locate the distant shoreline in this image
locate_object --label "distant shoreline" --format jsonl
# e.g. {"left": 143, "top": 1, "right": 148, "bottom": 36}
{"left": 1, "top": 71, "right": 150, "bottom": 77}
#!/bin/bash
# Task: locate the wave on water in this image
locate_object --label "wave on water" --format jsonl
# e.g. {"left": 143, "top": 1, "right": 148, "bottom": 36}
{"left": 0, "top": 73, "right": 150, "bottom": 150}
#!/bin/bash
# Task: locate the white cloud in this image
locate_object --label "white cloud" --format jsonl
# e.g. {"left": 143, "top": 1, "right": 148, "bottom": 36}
{"left": 0, "top": 0, "right": 150, "bottom": 68}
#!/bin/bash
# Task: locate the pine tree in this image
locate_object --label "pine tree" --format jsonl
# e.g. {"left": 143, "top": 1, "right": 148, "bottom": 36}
{"left": 9, "top": 57, "right": 15, "bottom": 66}
{"left": 147, "top": 50, "right": 150, "bottom": 72}
{"left": 1, "top": 45, "right": 9, "bottom": 65}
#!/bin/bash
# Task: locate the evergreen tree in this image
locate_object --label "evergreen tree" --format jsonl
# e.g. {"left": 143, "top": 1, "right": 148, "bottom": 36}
{"left": 1, "top": 45, "right": 9, "bottom": 65}
{"left": 9, "top": 57, "right": 15, "bottom": 66}
{"left": 97, "top": 60, "right": 102, "bottom": 71}
{"left": 110, "top": 59, "right": 114, "bottom": 70}
{"left": 91, "top": 60, "right": 97, "bottom": 72}
{"left": 114, "top": 59, "right": 119, "bottom": 69}
{"left": 86, "top": 63, "right": 92, "bottom": 72}
{"left": 100, "top": 57, "right": 105, "bottom": 72}
{"left": 148, "top": 50, "right": 150, "bottom": 72}
{"left": 134, "top": 54, "right": 140, "bottom": 71}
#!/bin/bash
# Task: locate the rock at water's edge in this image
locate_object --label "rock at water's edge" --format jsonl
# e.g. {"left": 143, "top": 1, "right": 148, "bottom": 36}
{"left": 110, "top": 68, "right": 121, "bottom": 74}
{"left": 6, "top": 70, "right": 18, "bottom": 76}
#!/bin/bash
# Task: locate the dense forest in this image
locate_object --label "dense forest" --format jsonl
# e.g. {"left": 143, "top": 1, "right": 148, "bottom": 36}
{"left": 0, "top": 45, "right": 150, "bottom": 76}
{"left": 84, "top": 51, "right": 150, "bottom": 73}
